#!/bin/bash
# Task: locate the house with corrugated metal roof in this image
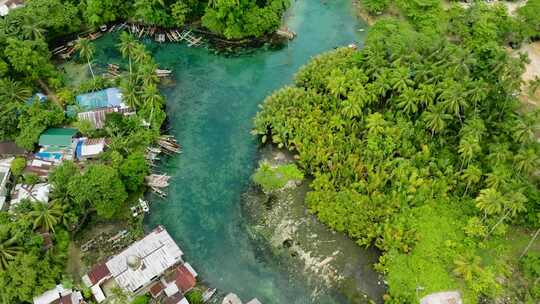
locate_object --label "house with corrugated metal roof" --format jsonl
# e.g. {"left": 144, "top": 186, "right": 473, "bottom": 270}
{"left": 33, "top": 284, "right": 85, "bottom": 304}
{"left": 75, "top": 138, "right": 106, "bottom": 160}
{"left": 82, "top": 226, "right": 197, "bottom": 304}
{"left": 76, "top": 88, "right": 126, "bottom": 111}
{"left": 0, "top": 141, "right": 26, "bottom": 157}
{"left": 72, "top": 88, "right": 134, "bottom": 129}
{"left": 36, "top": 128, "right": 78, "bottom": 163}
{"left": 10, "top": 183, "right": 51, "bottom": 209}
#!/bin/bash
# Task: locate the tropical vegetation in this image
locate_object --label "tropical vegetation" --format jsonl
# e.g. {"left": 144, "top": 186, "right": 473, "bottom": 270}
{"left": 253, "top": 2, "right": 540, "bottom": 302}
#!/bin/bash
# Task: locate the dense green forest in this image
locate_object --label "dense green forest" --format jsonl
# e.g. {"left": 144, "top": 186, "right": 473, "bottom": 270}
{"left": 0, "top": 0, "right": 288, "bottom": 41}
{"left": 254, "top": 1, "right": 540, "bottom": 302}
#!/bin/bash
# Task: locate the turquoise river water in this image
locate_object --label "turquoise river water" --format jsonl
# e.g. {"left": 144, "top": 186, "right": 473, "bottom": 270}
{"left": 96, "top": 0, "right": 369, "bottom": 302}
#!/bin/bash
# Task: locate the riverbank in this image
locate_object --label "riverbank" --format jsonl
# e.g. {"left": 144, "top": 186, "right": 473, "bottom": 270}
{"left": 243, "top": 145, "right": 385, "bottom": 303}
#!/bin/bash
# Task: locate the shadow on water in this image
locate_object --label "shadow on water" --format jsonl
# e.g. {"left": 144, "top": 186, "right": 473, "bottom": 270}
{"left": 93, "top": 0, "right": 375, "bottom": 303}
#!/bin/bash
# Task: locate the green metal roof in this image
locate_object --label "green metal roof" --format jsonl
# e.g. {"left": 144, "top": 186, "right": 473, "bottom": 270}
{"left": 38, "top": 128, "right": 78, "bottom": 147}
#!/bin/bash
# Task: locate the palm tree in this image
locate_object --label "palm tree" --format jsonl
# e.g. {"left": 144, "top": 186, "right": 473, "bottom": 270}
{"left": 396, "top": 87, "right": 419, "bottom": 116}
{"left": 141, "top": 84, "right": 164, "bottom": 124}
{"left": 512, "top": 114, "right": 539, "bottom": 144}
{"left": 75, "top": 38, "right": 96, "bottom": 80}
{"left": 487, "top": 191, "right": 527, "bottom": 236}
{"left": 453, "top": 255, "right": 482, "bottom": 282}
{"left": 440, "top": 91, "right": 468, "bottom": 119}
{"left": 458, "top": 136, "right": 479, "bottom": 168}
{"left": 118, "top": 32, "right": 138, "bottom": 75}
{"left": 389, "top": 67, "right": 412, "bottom": 93}
{"left": 417, "top": 83, "right": 436, "bottom": 108}
{"left": 20, "top": 16, "right": 46, "bottom": 41}
{"left": 132, "top": 44, "right": 150, "bottom": 65}
{"left": 461, "top": 164, "right": 482, "bottom": 196}
{"left": 422, "top": 104, "right": 451, "bottom": 135}
{"left": 341, "top": 97, "right": 362, "bottom": 119}
{"left": 514, "top": 147, "right": 539, "bottom": 175}
{"left": 485, "top": 166, "right": 510, "bottom": 190}
{"left": 120, "top": 77, "right": 140, "bottom": 110}
{"left": 138, "top": 63, "right": 159, "bottom": 87}
{"left": 0, "top": 78, "right": 32, "bottom": 103}
{"left": 0, "top": 236, "right": 21, "bottom": 270}
{"left": 28, "top": 202, "right": 62, "bottom": 233}
{"left": 365, "top": 113, "right": 386, "bottom": 135}
{"left": 475, "top": 188, "right": 503, "bottom": 218}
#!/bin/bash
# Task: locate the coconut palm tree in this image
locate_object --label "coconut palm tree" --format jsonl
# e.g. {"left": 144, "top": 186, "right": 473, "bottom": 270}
{"left": 28, "top": 202, "right": 62, "bottom": 233}
{"left": 20, "top": 16, "right": 46, "bottom": 41}
{"left": 75, "top": 38, "right": 96, "bottom": 80}
{"left": 475, "top": 188, "right": 503, "bottom": 218}
{"left": 487, "top": 191, "right": 527, "bottom": 236}
{"left": 514, "top": 147, "right": 539, "bottom": 175}
{"left": 118, "top": 32, "right": 138, "bottom": 75}
{"left": 458, "top": 135, "right": 480, "bottom": 168}
{"left": 141, "top": 83, "right": 163, "bottom": 124}
{"left": 485, "top": 166, "right": 510, "bottom": 190}
{"left": 132, "top": 44, "right": 150, "bottom": 65}
{"left": 341, "top": 97, "right": 362, "bottom": 119}
{"left": 453, "top": 254, "right": 482, "bottom": 282}
{"left": 422, "top": 104, "right": 451, "bottom": 135}
{"left": 461, "top": 164, "right": 482, "bottom": 196}
{"left": 0, "top": 78, "right": 32, "bottom": 103}
{"left": 138, "top": 63, "right": 159, "bottom": 87}
{"left": 396, "top": 87, "right": 419, "bottom": 116}
{"left": 0, "top": 236, "right": 21, "bottom": 270}
{"left": 120, "top": 77, "right": 140, "bottom": 110}
{"left": 365, "top": 113, "right": 386, "bottom": 135}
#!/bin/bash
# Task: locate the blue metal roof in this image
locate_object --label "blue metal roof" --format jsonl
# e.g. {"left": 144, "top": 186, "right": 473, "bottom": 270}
{"left": 76, "top": 88, "right": 123, "bottom": 110}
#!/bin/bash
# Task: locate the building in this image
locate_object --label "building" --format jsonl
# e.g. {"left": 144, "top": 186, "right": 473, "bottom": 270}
{"left": 27, "top": 93, "right": 47, "bottom": 105}
{"left": 149, "top": 263, "right": 198, "bottom": 303}
{"left": 0, "top": 0, "right": 24, "bottom": 16}
{"left": 37, "top": 128, "right": 78, "bottom": 163}
{"left": 0, "top": 141, "right": 26, "bottom": 158}
{"left": 24, "top": 158, "right": 56, "bottom": 179}
{"left": 83, "top": 226, "right": 196, "bottom": 303}
{"left": 0, "top": 157, "right": 14, "bottom": 211}
{"left": 76, "top": 88, "right": 126, "bottom": 111}
{"left": 77, "top": 107, "right": 133, "bottom": 129}
{"left": 75, "top": 138, "right": 106, "bottom": 160}
{"left": 33, "top": 284, "right": 85, "bottom": 304}
{"left": 10, "top": 183, "right": 51, "bottom": 209}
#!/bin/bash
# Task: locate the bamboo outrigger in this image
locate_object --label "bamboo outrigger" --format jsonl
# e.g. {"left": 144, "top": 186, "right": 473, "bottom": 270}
{"left": 145, "top": 174, "right": 170, "bottom": 198}
{"left": 157, "top": 135, "right": 181, "bottom": 154}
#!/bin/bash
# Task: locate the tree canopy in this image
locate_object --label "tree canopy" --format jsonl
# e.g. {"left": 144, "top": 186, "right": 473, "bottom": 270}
{"left": 254, "top": 16, "right": 540, "bottom": 302}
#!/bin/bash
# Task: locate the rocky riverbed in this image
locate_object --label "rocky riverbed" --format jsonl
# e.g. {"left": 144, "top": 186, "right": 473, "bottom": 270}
{"left": 242, "top": 145, "right": 386, "bottom": 304}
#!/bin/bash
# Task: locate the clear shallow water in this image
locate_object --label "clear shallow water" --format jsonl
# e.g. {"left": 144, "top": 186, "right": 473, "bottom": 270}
{"left": 97, "top": 0, "right": 368, "bottom": 302}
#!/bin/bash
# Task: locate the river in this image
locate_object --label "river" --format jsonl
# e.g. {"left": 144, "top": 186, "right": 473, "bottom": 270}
{"left": 97, "top": 0, "right": 371, "bottom": 302}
